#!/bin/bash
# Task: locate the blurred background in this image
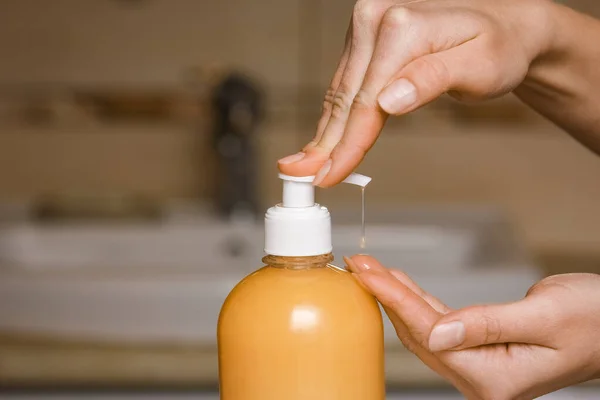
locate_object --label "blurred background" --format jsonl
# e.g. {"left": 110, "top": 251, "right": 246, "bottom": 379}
{"left": 1, "top": 0, "right": 600, "bottom": 398}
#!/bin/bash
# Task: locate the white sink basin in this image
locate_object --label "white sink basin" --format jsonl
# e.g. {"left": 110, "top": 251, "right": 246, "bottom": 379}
{"left": 0, "top": 221, "right": 264, "bottom": 271}
{"left": 0, "top": 206, "right": 525, "bottom": 274}
{"left": 0, "top": 207, "right": 541, "bottom": 344}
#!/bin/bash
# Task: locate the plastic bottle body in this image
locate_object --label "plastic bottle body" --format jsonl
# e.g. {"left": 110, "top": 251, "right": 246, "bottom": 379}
{"left": 217, "top": 254, "right": 385, "bottom": 400}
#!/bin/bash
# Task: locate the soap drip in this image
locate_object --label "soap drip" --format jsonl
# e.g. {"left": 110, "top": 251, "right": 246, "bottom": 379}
{"left": 360, "top": 186, "right": 366, "bottom": 250}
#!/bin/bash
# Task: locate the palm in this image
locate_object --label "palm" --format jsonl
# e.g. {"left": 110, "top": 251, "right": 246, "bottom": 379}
{"left": 437, "top": 342, "right": 555, "bottom": 398}
{"left": 393, "top": 297, "right": 556, "bottom": 398}
{"left": 346, "top": 255, "right": 600, "bottom": 399}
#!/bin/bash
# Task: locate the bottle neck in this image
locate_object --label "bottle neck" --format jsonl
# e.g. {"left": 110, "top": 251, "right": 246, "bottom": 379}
{"left": 262, "top": 253, "right": 334, "bottom": 270}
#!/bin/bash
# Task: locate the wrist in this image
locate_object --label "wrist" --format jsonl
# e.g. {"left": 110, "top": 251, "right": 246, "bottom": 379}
{"left": 522, "top": 0, "right": 565, "bottom": 83}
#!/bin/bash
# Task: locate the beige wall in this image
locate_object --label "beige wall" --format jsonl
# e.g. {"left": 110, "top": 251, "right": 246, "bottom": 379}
{"left": 0, "top": 0, "right": 600, "bottom": 254}
{"left": 0, "top": 0, "right": 596, "bottom": 87}
{"left": 0, "top": 0, "right": 301, "bottom": 89}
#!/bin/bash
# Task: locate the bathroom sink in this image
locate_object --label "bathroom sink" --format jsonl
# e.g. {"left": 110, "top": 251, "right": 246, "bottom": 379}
{"left": 0, "top": 206, "right": 541, "bottom": 344}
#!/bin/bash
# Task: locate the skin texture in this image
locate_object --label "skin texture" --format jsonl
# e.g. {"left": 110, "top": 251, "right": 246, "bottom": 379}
{"left": 277, "top": 0, "right": 600, "bottom": 186}
{"left": 345, "top": 255, "right": 600, "bottom": 400}
{"left": 275, "top": 1, "right": 600, "bottom": 396}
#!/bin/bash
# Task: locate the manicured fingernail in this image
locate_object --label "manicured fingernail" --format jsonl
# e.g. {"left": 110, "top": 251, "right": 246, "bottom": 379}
{"left": 278, "top": 152, "right": 306, "bottom": 165}
{"left": 378, "top": 79, "right": 417, "bottom": 114}
{"left": 428, "top": 321, "right": 466, "bottom": 352}
{"left": 345, "top": 256, "right": 371, "bottom": 273}
{"left": 312, "top": 159, "right": 332, "bottom": 186}
{"left": 344, "top": 256, "right": 366, "bottom": 273}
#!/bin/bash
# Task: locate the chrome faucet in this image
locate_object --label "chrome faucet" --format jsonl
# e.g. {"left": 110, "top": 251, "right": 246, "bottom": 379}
{"left": 210, "top": 72, "right": 264, "bottom": 222}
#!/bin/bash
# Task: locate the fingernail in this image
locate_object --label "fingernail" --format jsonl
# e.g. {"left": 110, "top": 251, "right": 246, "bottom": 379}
{"left": 312, "top": 159, "right": 332, "bottom": 186}
{"left": 428, "top": 321, "right": 466, "bottom": 352}
{"left": 344, "top": 256, "right": 371, "bottom": 273}
{"left": 378, "top": 79, "right": 417, "bottom": 114}
{"left": 278, "top": 152, "right": 306, "bottom": 165}
{"left": 343, "top": 256, "right": 367, "bottom": 273}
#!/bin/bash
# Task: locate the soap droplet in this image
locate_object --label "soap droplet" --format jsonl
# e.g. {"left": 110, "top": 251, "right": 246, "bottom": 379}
{"left": 360, "top": 187, "right": 366, "bottom": 250}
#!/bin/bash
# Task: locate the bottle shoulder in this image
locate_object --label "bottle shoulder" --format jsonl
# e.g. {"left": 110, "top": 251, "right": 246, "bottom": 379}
{"left": 218, "top": 264, "right": 382, "bottom": 326}
{"left": 225, "top": 264, "right": 372, "bottom": 300}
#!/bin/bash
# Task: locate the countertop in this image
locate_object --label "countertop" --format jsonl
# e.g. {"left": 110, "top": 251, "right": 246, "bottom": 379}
{"left": 0, "top": 333, "right": 441, "bottom": 389}
{"left": 1, "top": 250, "right": 599, "bottom": 389}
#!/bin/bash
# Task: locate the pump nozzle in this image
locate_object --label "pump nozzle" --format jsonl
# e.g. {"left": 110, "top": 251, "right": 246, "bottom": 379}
{"left": 266, "top": 172, "right": 372, "bottom": 256}
{"left": 279, "top": 173, "right": 371, "bottom": 208}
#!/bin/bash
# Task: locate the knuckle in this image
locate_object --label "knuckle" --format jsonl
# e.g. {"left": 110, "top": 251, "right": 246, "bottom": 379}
{"left": 351, "top": 88, "right": 375, "bottom": 110}
{"left": 321, "top": 87, "right": 336, "bottom": 113}
{"left": 378, "top": 291, "right": 402, "bottom": 310}
{"left": 396, "top": 331, "right": 421, "bottom": 354}
{"left": 353, "top": 0, "right": 378, "bottom": 26}
{"left": 382, "top": 6, "right": 413, "bottom": 29}
{"left": 333, "top": 136, "right": 368, "bottom": 161}
{"left": 392, "top": 325, "right": 417, "bottom": 352}
{"left": 525, "top": 275, "right": 570, "bottom": 296}
{"left": 417, "top": 55, "right": 451, "bottom": 92}
{"left": 480, "top": 309, "right": 503, "bottom": 344}
{"left": 526, "top": 280, "right": 546, "bottom": 297}
{"left": 402, "top": 340, "right": 420, "bottom": 355}
{"left": 475, "top": 49, "right": 511, "bottom": 96}
{"left": 412, "top": 328, "right": 432, "bottom": 349}
{"left": 330, "top": 86, "right": 354, "bottom": 119}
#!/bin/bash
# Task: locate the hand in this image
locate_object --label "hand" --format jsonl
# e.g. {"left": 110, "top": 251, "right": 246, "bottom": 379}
{"left": 345, "top": 255, "right": 600, "bottom": 400}
{"left": 277, "top": 0, "right": 556, "bottom": 186}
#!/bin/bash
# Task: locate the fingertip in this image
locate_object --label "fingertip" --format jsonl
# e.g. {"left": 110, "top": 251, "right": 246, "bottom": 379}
{"left": 343, "top": 256, "right": 359, "bottom": 272}
{"left": 377, "top": 78, "right": 418, "bottom": 115}
{"left": 428, "top": 320, "right": 466, "bottom": 352}
{"left": 313, "top": 152, "right": 363, "bottom": 188}
{"left": 432, "top": 311, "right": 460, "bottom": 329}
{"left": 277, "top": 150, "right": 329, "bottom": 177}
{"left": 361, "top": 271, "right": 441, "bottom": 343}
{"left": 277, "top": 152, "right": 306, "bottom": 165}
{"left": 350, "top": 254, "right": 385, "bottom": 272}
{"left": 312, "top": 159, "right": 332, "bottom": 187}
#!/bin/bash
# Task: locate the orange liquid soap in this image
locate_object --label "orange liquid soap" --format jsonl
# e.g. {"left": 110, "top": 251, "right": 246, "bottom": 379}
{"left": 218, "top": 253, "right": 385, "bottom": 400}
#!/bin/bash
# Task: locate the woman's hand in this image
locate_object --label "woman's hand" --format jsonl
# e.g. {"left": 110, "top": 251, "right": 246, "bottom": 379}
{"left": 277, "top": 0, "right": 557, "bottom": 186}
{"left": 345, "top": 254, "right": 600, "bottom": 400}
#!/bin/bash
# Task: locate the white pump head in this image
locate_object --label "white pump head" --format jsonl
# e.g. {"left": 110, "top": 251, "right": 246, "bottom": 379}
{"left": 280, "top": 175, "right": 315, "bottom": 208}
{"left": 279, "top": 173, "right": 372, "bottom": 209}
{"left": 264, "top": 172, "right": 372, "bottom": 256}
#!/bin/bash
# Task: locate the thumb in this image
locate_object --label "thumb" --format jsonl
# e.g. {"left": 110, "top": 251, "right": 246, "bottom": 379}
{"left": 378, "top": 42, "right": 504, "bottom": 116}
{"left": 427, "top": 299, "right": 553, "bottom": 352}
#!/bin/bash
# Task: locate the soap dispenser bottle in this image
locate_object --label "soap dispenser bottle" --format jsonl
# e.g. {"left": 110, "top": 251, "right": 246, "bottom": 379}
{"left": 217, "top": 173, "right": 385, "bottom": 400}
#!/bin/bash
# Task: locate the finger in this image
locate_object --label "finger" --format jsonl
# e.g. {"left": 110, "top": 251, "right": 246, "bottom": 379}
{"left": 388, "top": 270, "right": 451, "bottom": 315}
{"left": 312, "top": 6, "right": 418, "bottom": 187}
{"left": 378, "top": 40, "right": 508, "bottom": 118}
{"left": 355, "top": 269, "right": 440, "bottom": 348}
{"left": 318, "top": 8, "right": 482, "bottom": 187}
{"left": 354, "top": 270, "right": 453, "bottom": 376}
{"left": 312, "top": 1, "right": 386, "bottom": 153}
{"left": 428, "top": 299, "right": 556, "bottom": 352}
{"left": 309, "top": 24, "right": 353, "bottom": 148}
{"left": 278, "top": 24, "right": 352, "bottom": 172}
{"left": 351, "top": 262, "right": 467, "bottom": 389}
{"left": 347, "top": 255, "right": 450, "bottom": 314}
{"left": 380, "top": 303, "right": 458, "bottom": 381}
{"left": 281, "top": 1, "right": 388, "bottom": 177}
{"left": 278, "top": 25, "right": 351, "bottom": 174}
